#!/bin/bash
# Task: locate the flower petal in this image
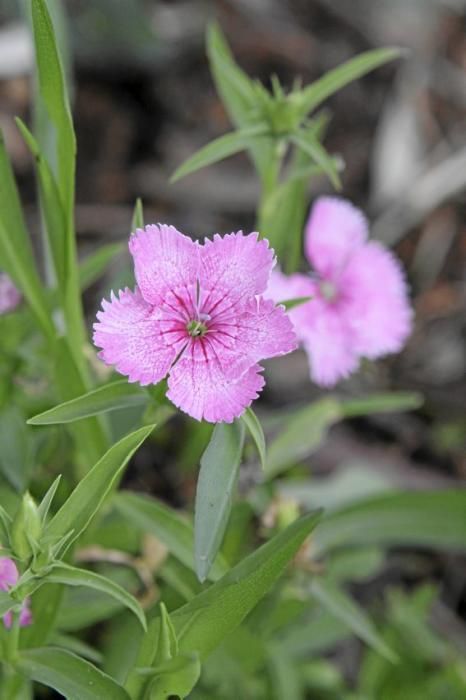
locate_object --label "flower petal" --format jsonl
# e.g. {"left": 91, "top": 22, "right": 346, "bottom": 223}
{"left": 299, "top": 299, "right": 359, "bottom": 387}
{"left": 265, "top": 267, "right": 315, "bottom": 331}
{"left": 228, "top": 297, "right": 298, "bottom": 368}
{"left": 0, "top": 557, "right": 18, "bottom": 590}
{"left": 200, "top": 232, "right": 274, "bottom": 312}
{"left": 129, "top": 224, "right": 199, "bottom": 305}
{"left": 305, "top": 197, "right": 368, "bottom": 279}
{"left": 93, "top": 287, "right": 176, "bottom": 385}
{"left": 340, "top": 241, "right": 413, "bottom": 358}
{"left": 167, "top": 356, "right": 265, "bottom": 423}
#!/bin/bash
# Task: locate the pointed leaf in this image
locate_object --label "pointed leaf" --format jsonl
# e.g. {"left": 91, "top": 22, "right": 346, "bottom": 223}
{"left": 18, "top": 647, "right": 131, "bottom": 700}
{"left": 131, "top": 198, "right": 144, "bottom": 230}
{"left": 171, "top": 124, "right": 268, "bottom": 182}
{"left": 28, "top": 380, "right": 148, "bottom": 425}
{"left": 310, "top": 579, "right": 397, "bottom": 662}
{"left": 297, "top": 47, "right": 405, "bottom": 117}
{"left": 45, "top": 425, "right": 155, "bottom": 550}
{"left": 195, "top": 421, "right": 245, "bottom": 582}
{"left": 241, "top": 407, "right": 266, "bottom": 470}
{"left": 38, "top": 475, "right": 62, "bottom": 524}
{"left": 315, "top": 490, "right": 466, "bottom": 554}
{"left": 45, "top": 562, "right": 146, "bottom": 630}
{"left": 0, "top": 132, "right": 54, "bottom": 340}
{"left": 280, "top": 296, "right": 313, "bottom": 311}
{"left": 291, "top": 133, "right": 341, "bottom": 189}
{"left": 114, "top": 491, "right": 229, "bottom": 581}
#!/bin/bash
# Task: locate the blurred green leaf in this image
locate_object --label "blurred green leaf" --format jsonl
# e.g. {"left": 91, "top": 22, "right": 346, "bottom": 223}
{"left": 18, "top": 647, "right": 130, "bottom": 700}
{"left": 341, "top": 392, "right": 424, "bottom": 417}
{"left": 315, "top": 490, "right": 466, "bottom": 554}
{"left": 310, "top": 579, "right": 397, "bottom": 662}
{"left": 171, "top": 125, "right": 268, "bottom": 182}
{"left": 45, "top": 425, "right": 154, "bottom": 551}
{"left": 0, "top": 405, "right": 34, "bottom": 492}
{"left": 296, "top": 47, "right": 405, "bottom": 117}
{"left": 15, "top": 117, "right": 67, "bottom": 296}
{"left": 115, "top": 491, "right": 229, "bottom": 582}
{"left": 241, "top": 407, "right": 266, "bottom": 470}
{"left": 265, "top": 398, "right": 342, "bottom": 478}
{"left": 290, "top": 133, "right": 341, "bottom": 189}
{"left": 79, "top": 243, "right": 124, "bottom": 291}
{"left": 0, "top": 589, "right": 16, "bottom": 617}
{"left": 207, "top": 23, "right": 275, "bottom": 182}
{"left": 43, "top": 562, "right": 146, "bottom": 631}
{"left": 195, "top": 421, "right": 245, "bottom": 582}
{"left": 28, "top": 380, "right": 148, "bottom": 425}
{"left": 266, "top": 642, "right": 303, "bottom": 700}
{"left": 0, "top": 131, "right": 54, "bottom": 340}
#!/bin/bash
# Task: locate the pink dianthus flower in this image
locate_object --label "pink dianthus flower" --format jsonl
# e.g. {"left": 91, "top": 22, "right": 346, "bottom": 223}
{"left": 93, "top": 225, "right": 297, "bottom": 422}
{"left": 0, "top": 556, "right": 32, "bottom": 628}
{"left": 267, "top": 197, "right": 412, "bottom": 386}
{"left": 0, "top": 273, "right": 21, "bottom": 315}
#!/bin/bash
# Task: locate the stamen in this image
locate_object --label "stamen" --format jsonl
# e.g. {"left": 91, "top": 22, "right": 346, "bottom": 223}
{"left": 187, "top": 319, "right": 208, "bottom": 337}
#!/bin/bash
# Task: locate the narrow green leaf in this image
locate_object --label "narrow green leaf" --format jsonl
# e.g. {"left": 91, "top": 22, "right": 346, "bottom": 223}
{"left": 297, "top": 47, "right": 405, "bottom": 117}
{"left": 0, "top": 132, "right": 54, "bottom": 340}
{"left": 79, "top": 243, "right": 124, "bottom": 291}
{"left": 0, "top": 589, "right": 16, "bottom": 617}
{"left": 45, "top": 425, "right": 155, "bottom": 550}
{"left": 241, "top": 407, "right": 266, "bottom": 470}
{"left": 266, "top": 398, "right": 342, "bottom": 478}
{"left": 45, "top": 562, "right": 146, "bottom": 631}
{"left": 28, "top": 380, "right": 148, "bottom": 425}
{"left": 171, "top": 509, "right": 322, "bottom": 659}
{"left": 206, "top": 23, "right": 275, "bottom": 181}
{"left": 341, "top": 391, "right": 424, "bottom": 417}
{"left": 114, "top": 491, "right": 229, "bottom": 581}
{"left": 153, "top": 603, "right": 178, "bottom": 665}
{"left": 195, "top": 421, "right": 245, "bottom": 582}
{"left": 315, "top": 490, "right": 466, "bottom": 554}
{"left": 15, "top": 117, "right": 67, "bottom": 294}
{"left": 37, "top": 475, "right": 62, "bottom": 524}
{"left": 280, "top": 296, "right": 313, "bottom": 311}
{"left": 0, "top": 405, "right": 34, "bottom": 492}
{"left": 18, "top": 647, "right": 131, "bottom": 700}
{"left": 310, "top": 579, "right": 397, "bottom": 662}
{"left": 131, "top": 198, "right": 144, "bottom": 231}
{"left": 291, "top": 133, "right": 341, "bottom": 189}
{"left": 171, "top": 124, "right": 268, "bottom": 182}
{"left": 50, "top": 633, "right": 103, "bottom": 665}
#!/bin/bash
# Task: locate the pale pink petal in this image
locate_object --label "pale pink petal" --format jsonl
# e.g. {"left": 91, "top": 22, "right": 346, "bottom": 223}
{"left": 305, "top": 197, "right": 368, "bottom": 279}
{"left": 265, "top": 267, "right": 315, "bottom": 331}
{"left": 217, "top": 297, "right": 298, "bottom": 369}
{"left": 299, "top": 299, "right": 359, "bottom": 387}
{"left": 19, "top": 600, "right": 32, "bottom": 627}
{"left": 93, "top": 287, "right": 176, "bottom": 385}
{"left": 200, "top": 232, "right": 275, "bottom": 312}
{"left": 129, "top": 224, "right": 199, "bottom": 306}
{"left": 0, "top": 557, "right": 18, "bottom": 590}
{"left": 167, "top": 356, "right": 265, "bottom": 423}
{"left": 339, "top": 241, "right": 413, "bottom": 358}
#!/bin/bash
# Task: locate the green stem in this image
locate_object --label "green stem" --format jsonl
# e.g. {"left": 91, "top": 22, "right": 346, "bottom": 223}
{"left": 5, "top": 611, "right": 21, "bottom": 664}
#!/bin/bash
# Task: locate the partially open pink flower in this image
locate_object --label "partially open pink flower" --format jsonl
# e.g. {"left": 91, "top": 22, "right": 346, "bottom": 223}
{"left": 0, "top": 273, "right": 21, "bottom": 315}
{"left": 267, "top": 197, "right": 412, "bottom": 386}
{"left": 0, "top": 556, "right": 32, "bottom": 628}
{"left": 94, "top": 226, "right": 297, "bottom": 422}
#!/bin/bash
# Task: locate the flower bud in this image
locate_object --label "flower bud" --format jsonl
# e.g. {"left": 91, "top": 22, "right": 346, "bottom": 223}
{"left": 10, "top": 492, "right": 42, "bottom": 561}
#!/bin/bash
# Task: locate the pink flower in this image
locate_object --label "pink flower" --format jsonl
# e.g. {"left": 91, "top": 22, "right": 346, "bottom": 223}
{"left": 0, "top": 273, "right": 21, "bottom": 315}
{"left": 267, "top": 197, "right": 412, "bottom": 386}
{"left": 0, "top": 557, "right": 32, "bottom": 628}
{"left": 93, "top": 226, "right": 297, "bottom": 422}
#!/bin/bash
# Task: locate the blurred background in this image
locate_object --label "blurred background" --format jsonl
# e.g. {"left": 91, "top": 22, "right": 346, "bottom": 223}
{"left": 0, "top": 0, "right": 465, "bottom": 693}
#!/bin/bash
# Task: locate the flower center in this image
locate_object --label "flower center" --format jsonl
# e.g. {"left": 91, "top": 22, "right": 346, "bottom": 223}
{"left": 319, "top": 280, "right": 338, "bottom": 302}
{"left": 187, "top": 319, "right": 208, "bottom": 337}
